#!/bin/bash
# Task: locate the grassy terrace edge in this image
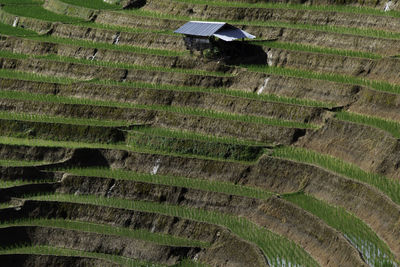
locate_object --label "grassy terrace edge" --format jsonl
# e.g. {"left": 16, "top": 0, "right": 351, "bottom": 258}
{"left": 26, "top": 194, "right": 319, "bottom": 266}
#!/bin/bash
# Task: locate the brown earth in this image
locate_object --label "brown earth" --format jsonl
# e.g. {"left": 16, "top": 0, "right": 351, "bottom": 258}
{"left": 0, "top": 200, "right": 269, "bottom": 267}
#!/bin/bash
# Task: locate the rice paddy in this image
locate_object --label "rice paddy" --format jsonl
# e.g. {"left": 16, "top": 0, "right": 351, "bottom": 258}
{"left": 59, "top": 167, "right": 273, "bottom": 200}
{"left": 1, "top": 0, "right": 399, "bottom": 265}
{"left": 28, "top": 194, "right": 319, "bottom": 267}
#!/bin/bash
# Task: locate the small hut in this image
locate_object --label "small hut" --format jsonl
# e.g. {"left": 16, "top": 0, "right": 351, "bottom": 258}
{"left": 174, "top": 21, "right": 255, "bottom": 55}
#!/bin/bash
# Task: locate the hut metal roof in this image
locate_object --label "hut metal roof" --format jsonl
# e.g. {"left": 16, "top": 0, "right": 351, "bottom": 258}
{"left": 174, "top": 21, "right": 255, "bottom": 41}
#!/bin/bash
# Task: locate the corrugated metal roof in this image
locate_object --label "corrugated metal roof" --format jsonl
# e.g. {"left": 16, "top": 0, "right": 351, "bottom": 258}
{"left": 174, "top": 21, "right": 256, "bottom": 41}
{"left": 213, "top": 28, "right": 256, "bottom": 41}
{"left": 174, "top": 21, "right": 226, "bottom": 37}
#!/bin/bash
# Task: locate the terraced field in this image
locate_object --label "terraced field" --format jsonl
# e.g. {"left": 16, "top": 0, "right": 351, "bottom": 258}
{"left": 0, "top": 0, "right": 400, "bottom": 266}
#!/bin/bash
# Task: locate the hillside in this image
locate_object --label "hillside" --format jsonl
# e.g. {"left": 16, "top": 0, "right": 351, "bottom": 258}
{"left": 0, "top": 0, "right": 399, "bottom": 266}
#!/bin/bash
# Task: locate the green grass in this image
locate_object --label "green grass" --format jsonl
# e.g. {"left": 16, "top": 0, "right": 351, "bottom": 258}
{"left": 247, "top": 65, "right": 400, "bottom": 95}
{"left": 0, "top": 136, "right": 128, "bottom": 150}
{"left": 0, "top": 69, "right": 75, "bottom": 84}
{"left": 61, "top": 0, "right": 121, "bottom": 10}
{"left": 0, "top": 0, "right": 43, "bottom": 5}
{"left": 0, "top": 22, "right": 185, "bottom": 56}
{"left": 0, "top": 90, "right": 317, "bottom": 130}
{"left": 272, "top": 146, "right": 400, "bottom": 205}
{"left": 0, "top": 136, "right": 259, "bottom": 164}
{"left": 284, "top": 192, "right": 397, "bottom": 266}
{"left": 2, "top": 4, "right": 85, "bottom": 23}
{"left": 0, "top": 203, "right": 12, "bottom": 209}
{"left": 335, "top": 111, "right": 400, "bottom": 138}
{"left": 128, "top": 4, "right": 400, "bottom": 40}
{"left": 171, "top": 0, "right": 400, "bottom": 18}
{"left": 0, "top": 68, "right": 333, "bottom": 108}
{"left": 0, "top": 218, "right": 209, "bottom": 247}
{"left": 1, "top": 3, "right": 174, "bottom": 35}
{"left": 0, "top": 50, "right": 228, "bottom": 77}
{"left": 0, "top": 159, "right": 49, "bottom": 167}
{"left": 0, "top": 245, "right": 164, "bottom": 267}
{"left": 35, "top": 35, "right": 186, "bottom": 57}
{"left": 251, "top": 40, "right": 382, "bottom": 59}
{"left": 0, "top": 111, "right": 133, "bottom": 127}
{"left": 60, "top": 167, "right": 273, "bottom": 200}
{"left": 131, "top": 126, "right": 267, "bottom": 146}
{"left": 0, "top": 21, "right": 39, "bottom": 37}
{"left": 0, "top": 180, "right": 39, "bottom": 188}
{"left": 28, "top": 194, "right": 319, "bottom": 267}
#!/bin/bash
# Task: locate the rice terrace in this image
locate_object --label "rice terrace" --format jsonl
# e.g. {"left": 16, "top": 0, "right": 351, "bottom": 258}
{"left": 0, "top": 0, "right": 400, "bottom": 266}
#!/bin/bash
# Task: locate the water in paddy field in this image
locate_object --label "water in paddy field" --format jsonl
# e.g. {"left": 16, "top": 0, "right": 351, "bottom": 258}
{"left": 344, "top": 234, "right": 398, "bottom": 267}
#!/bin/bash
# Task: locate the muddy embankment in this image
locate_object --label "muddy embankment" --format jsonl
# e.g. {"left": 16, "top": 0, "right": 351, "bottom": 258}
{"left": 0, "top": 119, "right": 126, "bottom": 144}
{"left": 0, "top": 97, "right": 305, "bottom": 145}
{"left": 57, "top": 174, "right": 367, "bottom": 267}
{"left": 244, "top": 75, "right": 400, "bottom": 123}
{"left": 0, "top": 36, "right": 232, "bottom": 73}
{"left": 0, "top": 77, "right": 326, "bottom": 124}
{"left": 142, "top": 0, "right": 400, "bottom": 32}
{"left": 0, "top": 166, "right": 61, "bottom": 201}
{"left": 2, "top": 144, "right": 399, "bottom": 260}
{"left": 2, "top": 5, "right": 400, "bottom": 57}
{"left": 265, "top": 47, "right": 400, "bottom": 85}
{"left": 0, "top": 8, "right": 185, "bottom": 51}
{"left": 0, "top": 55, "right": 272, "bottom": 92}
{"left": 4, "top": 34, "right": 400, "bottom": 85}
{"left": 0, "top": 200, "right": 269, "bottom": 267}
{"left": 0, "top": 226, "right": 202, "bottom": 266}
{"left": 0, "top": 117, "right": 266, "bottom": 161}
{"left": 45, "top": 0, "right": 400, "bottom": 34}
{"left": 297, "top": 118, "right": 400, "bottom": 179}
{"left": 141, "top": 0, "right": 400, "bottom": 56}
{"left": 199, "top": 0, "right": 400, "bottom": 11}
{"left": 0, "top": 254, "right": 120, "bottom": 267}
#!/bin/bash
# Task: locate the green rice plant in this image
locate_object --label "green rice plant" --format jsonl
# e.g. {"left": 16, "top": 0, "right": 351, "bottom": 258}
{"left": 284, "top": 192, "right": 397, "bottom": 266}
{"left": 0, "top": 218, "right": 209, "bottom": 247}
{"left": 0, "top": 180, "right": 33, "bottom": 188}
{"left": 0, "top": 22, "right": 39, "bottom": 37}
{"left": 0, "top": 67, "right": 332, "bottom": 108}
{"left": 250, "top": 40, "right": 382, "bottom": 59}
{"left": 0, "top": 203, "right": 13, "bottom": 209}
{"left": 127, "top": 129, "right": 266, "bottom": 161}
{"left": 0, "top": 245, "right": 164, "bottom": 267}
{"left": 34, "top": 35, "right": 186, "bottom": 57}
{"left": 101, "top": 79, "right": 333, "bottom": 108}
{"left": 0, "top": 136, "right": 258, "bottom": 164}
{"left": 0, "top": 111, "right": 133, "bottom": 127}
{"left": 335, "top": 111, "right": 400, "bottom": 138}
{"left": 29, "top": 193, "right": 319, "bottom": 266}
{"left": 61, "top": 0, "right": 121, "bottom": 10}
{"left": 2, "top": 4, "right": 85, "bottom": 23}
{"left": 272, "top": 146, "right": 400, "bottom": 205}
{"left": 0, "top": 136, "right": 128, "bottom": 150}
{"left": 74, "top": 20, "right": 175, "bottom": 35}
{"left": 0, "top": 0, "right": 43, "bottom": 5}
{"left": 1, "top": 4, "right": 173, "bottom": 36}
{"left": 0, "top": 50, "right": 227, "bottom": 77}
{"left": 246, "top": 65, "right": 400, "bottom": 95}
{"left": 0, "top": 69, "right": 75, "bottom": 84}
{"left": 126, "top": 1, "right": 400, "bottom": 40}
{"left": 171, "top": 0, "right": 400, "bottom": 18}
{"left": 0, "top": 89, "right": 317, "bottom": 130}
{"left": 59, "top": 167, "right": 272, "bottom": 200}
{"left": 0, "top": 159, "right": 49, "bottom": 167}
{"left": 131, "top": 126, "right": 267, "bottom": 146}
